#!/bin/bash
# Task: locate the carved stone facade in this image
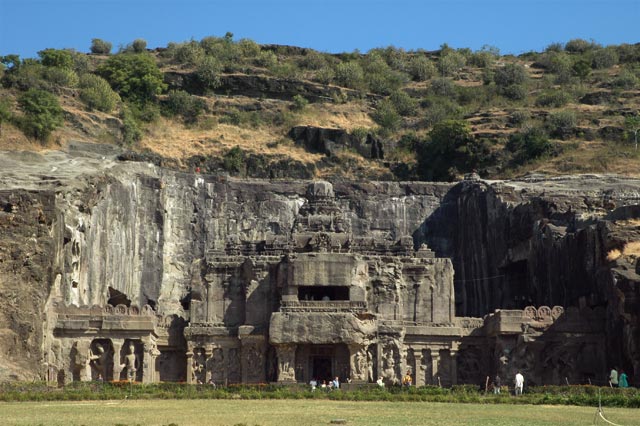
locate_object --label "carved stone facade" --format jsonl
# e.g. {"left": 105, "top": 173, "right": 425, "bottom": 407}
{"left": 46, "top": 181, "right": 608, "bottom": 386}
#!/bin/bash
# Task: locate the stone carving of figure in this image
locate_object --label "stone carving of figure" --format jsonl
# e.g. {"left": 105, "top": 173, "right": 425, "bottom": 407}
{"left": 355, "top": 348, "right": 367, "bottom": 380}
{"left": 192, "top": 348, "right": 206, "bottom": 384}
{"left": 120, "top": 343, "right": 139, "bottom": 382}
{"left": 367, "top": 347, "right": 375, "bottom": 383}
{"left": 277, "top": 345, "right": 296, "bottom": 381}
{"left": 382, "top": 346, "right": 398, "bottom": 384}
{"left": 88, "top": 344, "right": 109, "bottom": 380}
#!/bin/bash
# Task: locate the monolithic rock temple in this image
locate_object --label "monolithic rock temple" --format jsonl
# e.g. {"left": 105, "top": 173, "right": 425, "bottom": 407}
{"left": 1, "top": 145, "right": 639, "bottom": 387}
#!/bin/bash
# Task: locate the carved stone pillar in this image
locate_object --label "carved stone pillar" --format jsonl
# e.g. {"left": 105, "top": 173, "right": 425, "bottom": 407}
{"left": 142, "top": 340, "right": 160, "bottom": 383}
{"left": 275, "top": 344, "right": 296, "bottom": 382}
{"left": 186, "top": 349, "right": 194, "bottom": 384}
{"left": 111, "top": 339, "right": 124, "bottom": 382}
{"left": 450, "top": 350, "right": 458, "bottom": 386}
{"left": 76, "top": 340, "right": 92, "bottom": 382}
{"left": 222, "top": 347, "right": 230, "bottom": 385}
{"left": 430, "top": 348, "right": 440, "bottom": 385}
{"left": 201, "top": 345, "right": 211, "bottom": 384}
{"left": 400, "top": 346, "right": 408, "bottom": 380}
{"left": 414, "top": 350, "right": 424, "bottom": 387}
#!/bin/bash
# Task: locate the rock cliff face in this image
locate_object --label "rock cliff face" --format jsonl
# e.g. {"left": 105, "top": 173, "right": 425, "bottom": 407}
{"left": 0, "top": 144, "right": 639, "bottom": 382}
{"left": 420, "top": 176, "right": 640, "bottom": 380}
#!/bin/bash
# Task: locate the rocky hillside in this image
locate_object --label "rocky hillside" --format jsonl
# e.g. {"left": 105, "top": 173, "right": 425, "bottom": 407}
{"left": 0, "top": 37, "right": 639, "bottom": 181}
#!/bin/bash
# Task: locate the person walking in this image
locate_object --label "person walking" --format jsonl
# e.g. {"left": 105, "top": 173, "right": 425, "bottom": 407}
{"left": 610, "top": 367, "right": 619, "bottom": 387}
{"left": 514, "top": 371, "right": 524, "bottom": 396}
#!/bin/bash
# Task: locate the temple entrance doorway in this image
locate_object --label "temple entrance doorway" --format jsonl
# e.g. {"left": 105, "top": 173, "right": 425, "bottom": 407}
{"left": 312, "top": 356, "right": 332, "bottom": 381}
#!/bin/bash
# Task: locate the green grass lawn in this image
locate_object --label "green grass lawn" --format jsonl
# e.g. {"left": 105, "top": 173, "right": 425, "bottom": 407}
{"left": 1, "top": 399, "right": 637, "bottom": 426}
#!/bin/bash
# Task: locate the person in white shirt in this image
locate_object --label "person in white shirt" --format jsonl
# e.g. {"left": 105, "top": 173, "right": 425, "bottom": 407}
{"left": 610, "top": 367, "right": 619, "bottom": 387}
{"left": 514, "top": 371, "right": 524, "bottom": 395}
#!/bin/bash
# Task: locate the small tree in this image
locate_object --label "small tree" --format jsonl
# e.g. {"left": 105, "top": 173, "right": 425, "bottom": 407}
{"left": 90, "top": 38, "right": 112, "bottom": 55}
{"left": 493, "top": 63, "right": 528, "bottom": 87}
{"left": 196, "top": 56, "right": 222, "bottom": 92}
{"left": 625, "top": 115, "right": 640, "bottom": 150}
{"left": 408, "top": 56, "right": 436, "bottom": 81}
{"left": 17, "top": 88, "right": 64, "bottom": 141}
{"left": 97, "top": 53, "right": 166, "bottom": 103}
{"left": 371, "top": 99, "right": 401, "bottom": 132}
{"left": 131, "top": 39, "right": 147, "bottom": 53}
{"left": 163, "top": 90, "right": 206, "bottom": 123}
{"left": 334, "top": 61, "right": 365, "bottom": 90}
{"left": 38, "top": 49, "right": 74, "bottom": 69}
{"left": 79, "top": 73, "right": 121, "bottom": 112}
{"left": 417, "top": 119, "right": 488, "bottom": 181}
{"left": 437, "top": 51, "right": 466, "bottom": 76}
{"left": 291, "top": 94, "right": 309, "bottom": 112}
{"left": 572, "top": 60, "right": 591, "bottom": 79}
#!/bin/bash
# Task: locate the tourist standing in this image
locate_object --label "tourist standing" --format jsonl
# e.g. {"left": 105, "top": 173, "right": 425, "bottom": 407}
{"left": 493, "top": 374, "right": 501, "bottom": 394}
{"left": 619, "top": 370, "right": 629, "bottom": 388}
{"left": 514, "top": 371, "right": 524, "bottom": 395}
{"left": 610, "top": 367, "right": 619, "bottom": 387}
{"left": 332, "top": 376, "right": 340, "bottom": 389}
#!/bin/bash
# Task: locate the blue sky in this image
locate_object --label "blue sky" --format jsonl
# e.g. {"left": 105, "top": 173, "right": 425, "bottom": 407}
{"left": 1, "top": 0, "right": 638, "bottom": 59}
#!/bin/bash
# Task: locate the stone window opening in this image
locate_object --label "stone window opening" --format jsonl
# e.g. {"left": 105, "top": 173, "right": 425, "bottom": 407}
{"left": 107, "top": 287, "right": 131, "bottom": 307}
{"left": 298, "top": 286, "right": 349, "bottom": 301}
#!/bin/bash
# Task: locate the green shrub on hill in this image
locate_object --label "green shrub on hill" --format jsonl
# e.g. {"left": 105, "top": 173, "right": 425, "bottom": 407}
{"left": 196, "top": 56, "right": 222, "bottom": 92}
{"left": 0, "top": 97, "right": 12, "bottom": 136}
{"left": 38, "top": 49, "right": 74, "bottom": 69}
{"left": 334, "top": 61, "right": 366, "bottom": 90}
{"left": 163, "top": 90, "right": 206, "bottom": 123}
{"left": 565, "top": 38, "right": 600, "bottom": 53}
{"left": 371, "top": 99, "right": 401, "bottom": 132}
{"left": 548, "top": 110, "right": 577, "bottom": 138}
{"left": 97, "top": 53, "right": 166, "bottom": 103}
{"left": 90, "top": 38, "right": 112, "bottom": 55}
{"left": 173, "top": 41, "right": 206, "bottom": 66}
{"left": 79, "top": 73, "right": 121, "bottom": 112}
{"left": 120, "top": 106, "right": 142, "bottom": 145}
{"left": 535, "top": 90, "right": 572, "bottom": 107}
{"left": 507, "top": 127, "right": 553, "bottom": 165}
{"left": 437, "top": 51, "right": 466, "bottom": 76}
{"left": 612, "top": 69, "right": 638, "bottom": 89}
{"left": 408, "top": 55, "right": 436, "bottom": 81}
{"left": 420, "top": 95, "right": 463, "bottom": 127}
{"left": 17, "top": 88, "right": 64, "bottom": 141}
{"left": 592, "top": 47, "right": 619, "bottom": 69}
{"left": 494, "top": 63, "right": 528, "bottom": 87}
{"left": 389, "top": 90, "right": 417, "bottom": 116}
{"left": 417, "top": 119, "right": 489, "bottom": 181}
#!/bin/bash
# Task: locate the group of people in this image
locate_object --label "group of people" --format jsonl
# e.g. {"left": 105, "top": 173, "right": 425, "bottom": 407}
{"left": 309, "top": 377, "right": 340, "bottom": 391}
{"left": 310, "top": 367, "right": 630, "bottom": 393}
{"left": 609, "top": 367, "right": 630, "bottom": 388}
{"left": 491, "top": 372, "right": 524, "bottom": 395}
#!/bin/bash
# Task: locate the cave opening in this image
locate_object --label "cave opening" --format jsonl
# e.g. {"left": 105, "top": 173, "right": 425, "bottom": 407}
{"left": 107, "top": 287, "right": 131, "bottom": 307}
{"left": 298, "top": 286, "right": 349, "bottom": 301}
{"left": 500, "top": 259, "right": 530, "bottom": 309}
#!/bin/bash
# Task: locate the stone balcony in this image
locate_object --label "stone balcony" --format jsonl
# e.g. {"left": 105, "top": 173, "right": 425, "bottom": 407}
{"left": 279, "top": 300, "right": 367, "bottom": 313}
